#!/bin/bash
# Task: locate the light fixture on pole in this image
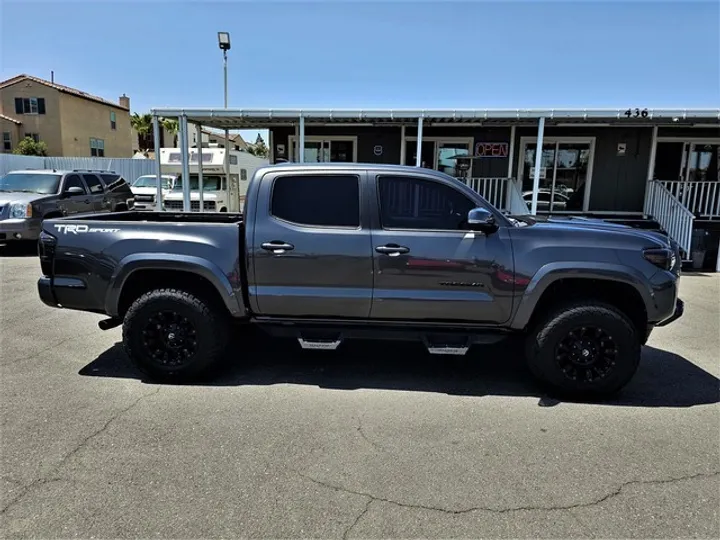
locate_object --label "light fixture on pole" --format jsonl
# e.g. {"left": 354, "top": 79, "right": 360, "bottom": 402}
{"left": 217, "top": 31, "right": 231, "bottom": 212}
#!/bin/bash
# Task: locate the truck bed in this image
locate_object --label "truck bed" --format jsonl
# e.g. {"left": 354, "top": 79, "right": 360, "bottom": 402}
{"left": 63, "top": 210, "right": 244, "bottom": 224}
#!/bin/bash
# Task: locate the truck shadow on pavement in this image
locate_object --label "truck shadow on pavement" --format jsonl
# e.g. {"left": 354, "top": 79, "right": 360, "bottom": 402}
{"left": 79, "top": 334, "right": 720, "bottom": 408}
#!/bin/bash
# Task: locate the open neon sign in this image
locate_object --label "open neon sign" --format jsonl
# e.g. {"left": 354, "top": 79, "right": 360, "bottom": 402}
{"left": 475, "top": 142, "right": 509, "bottom": 158}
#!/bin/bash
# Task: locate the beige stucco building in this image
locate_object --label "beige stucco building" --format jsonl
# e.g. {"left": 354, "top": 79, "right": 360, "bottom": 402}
{"left": 0, "top": 74, "right": 133, "bottom": 157}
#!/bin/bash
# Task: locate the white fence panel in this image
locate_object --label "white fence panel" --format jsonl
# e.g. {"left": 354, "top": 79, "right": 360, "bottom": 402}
{"left": 0, "top": 154, "right": 46, "bottom": 176}
{"left": 1, "top": 154, "right": 155, "bottom": 182}
{"left": 43, "top": 157, "right": 155, "bottom": 182}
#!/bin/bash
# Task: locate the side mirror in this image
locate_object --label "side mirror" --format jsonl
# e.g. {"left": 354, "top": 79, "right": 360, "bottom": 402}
{"left": 63, "top": 186, "right": 84, "bottom": 197}
{"left": 467, "top": 207, "right": 498, "bottom": 233}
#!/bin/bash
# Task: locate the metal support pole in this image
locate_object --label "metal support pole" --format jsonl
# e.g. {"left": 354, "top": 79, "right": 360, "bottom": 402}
{"left": 299, "top": 115, "right": 305, "bottom": 163}
{"left": 647, "top": 125, "right": 658, "bottom": 181}
{"left": 400, "top": 125, "right": 406, "bottom": 165}
{"left": 415, "top": 116, "right": 424, "bottom": 167}
{"left": 179, "top": 115, "right": 191, "bottom": 212}
{"left": 294, "top": 123, "right": 299, "bottom": 161}
{"left": 196, "top": 123, "right": 204, "bottom": 212}
{"left": 643, "top": 125, "right": 659, "bottom": 216}
{"left": 222, "top": 49, "right": 230, "bottom": 213}
{"left": 152, "top": 114, "right": 163, "bottom": 211}
{"left": 530, "top": 117, "right": 546, "bottom": 215}
{"left": 507, "top": 125, "right": 516, "bottom": 178}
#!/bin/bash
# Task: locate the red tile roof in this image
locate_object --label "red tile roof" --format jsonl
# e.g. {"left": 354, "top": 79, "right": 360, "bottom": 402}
{"left": 0, "top": 112, "right": 22, "bottom": 124}
{"left": 0, "top": 74, "right": 129, "bottom": 111}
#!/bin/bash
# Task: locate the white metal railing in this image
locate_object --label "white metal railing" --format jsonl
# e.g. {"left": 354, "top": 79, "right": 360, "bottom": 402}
{"left": 461, "top": 177, "right": 511, "bottom": 211}
{"left": 644, "top": 180, "right": 694, "bottom": 257}
{"left": 657, "top": 180, "right": 720, "bottom": 219}
{"left": 506, "top": 180, "right": 530, "bottom": 215}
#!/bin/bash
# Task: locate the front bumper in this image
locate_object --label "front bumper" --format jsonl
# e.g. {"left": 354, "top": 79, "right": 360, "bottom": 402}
{"left": 0, "top": 218, "right": 41, "bottom": 241}
{"left": 656, "top": 298, "right": 684, "bottom": 327}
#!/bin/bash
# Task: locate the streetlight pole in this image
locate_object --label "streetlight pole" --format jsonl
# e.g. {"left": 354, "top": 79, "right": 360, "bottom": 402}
{"left": 218, "top": 32, "right": 231, "bottom": 213}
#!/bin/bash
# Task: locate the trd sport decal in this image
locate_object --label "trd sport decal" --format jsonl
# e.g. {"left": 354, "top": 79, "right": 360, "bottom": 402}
{"left": 54, "top": 224, "right": 120, "bottom": 235}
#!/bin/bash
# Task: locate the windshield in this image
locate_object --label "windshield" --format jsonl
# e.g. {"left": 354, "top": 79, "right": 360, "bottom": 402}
{"left": 0, "top": 173, "right": 61, "bottom": 194}
{"left": 172, "top": 174, "right": 224, "bottom": 192}
{"left": 133, "top": 176, "right": 173, "bottom": 189}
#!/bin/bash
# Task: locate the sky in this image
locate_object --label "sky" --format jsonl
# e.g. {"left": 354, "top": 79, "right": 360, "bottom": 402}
{"left": 1, "top": 0, "right": 718, "bottom": 143}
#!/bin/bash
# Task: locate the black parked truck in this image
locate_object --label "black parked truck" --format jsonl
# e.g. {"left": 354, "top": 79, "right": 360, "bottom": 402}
{"left": 37, "top": 163, "right": 684, "bottom": 396}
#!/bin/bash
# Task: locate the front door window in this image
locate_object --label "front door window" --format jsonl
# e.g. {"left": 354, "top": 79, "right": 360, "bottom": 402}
{"left": 522, "top": 141, "right": 591, "bottom": 212}
{"left": 290, "top": 138, "right": 355, "bottom": 162}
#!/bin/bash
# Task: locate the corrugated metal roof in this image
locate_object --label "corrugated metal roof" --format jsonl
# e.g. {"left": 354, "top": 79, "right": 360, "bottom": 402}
{"left": 150, "top": 107, "right": 720, "bottom": 129}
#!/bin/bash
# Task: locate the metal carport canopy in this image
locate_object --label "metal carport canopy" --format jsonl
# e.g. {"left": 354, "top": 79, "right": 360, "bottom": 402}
{"left": 150, "top": 107, "right": 720, "bottom": 129}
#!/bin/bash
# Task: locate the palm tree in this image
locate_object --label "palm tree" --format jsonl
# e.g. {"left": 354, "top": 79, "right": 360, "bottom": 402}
{"left": 161, "top": 118, "right": 179, "bottom": 147}
{"left": 131, "top": 113, "right": 154, "bottom": 151}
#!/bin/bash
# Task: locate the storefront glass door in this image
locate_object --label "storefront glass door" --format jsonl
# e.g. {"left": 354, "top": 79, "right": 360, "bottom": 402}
{"left": 290, "top": 138, "right": 356, "bottom": 163}
{"left": 521, "top": 140, "right": 592, "bottom": 212}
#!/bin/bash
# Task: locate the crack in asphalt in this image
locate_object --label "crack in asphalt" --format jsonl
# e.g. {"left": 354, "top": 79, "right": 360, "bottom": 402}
{"left": 343, "top": 498, "right": 373, "bottom": 540}
{"left": 0, "top": 387, "right": 161, "bottom": 515}
{"left": 356, "top": 417, "right": 386, "bottom": 453}
{"left": 296, "top": 470, "right": 720, "bottom": 520}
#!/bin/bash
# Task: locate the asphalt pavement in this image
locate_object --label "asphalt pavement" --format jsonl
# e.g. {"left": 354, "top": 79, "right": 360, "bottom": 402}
{"left": 1, "top": 243, "right": 719, "bottom": 538}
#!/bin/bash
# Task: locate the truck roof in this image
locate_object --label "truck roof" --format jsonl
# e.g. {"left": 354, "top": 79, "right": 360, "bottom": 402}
{"left": 6, "top": 169, "right": 118, "bottom": 176}
{"left": 258, "top": 162, "right": 454, "bottom": 178}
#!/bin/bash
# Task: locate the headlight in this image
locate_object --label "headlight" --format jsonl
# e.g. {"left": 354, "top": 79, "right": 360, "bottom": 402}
{"left": 9, "top": 203, "right": 32, "bottom": 219}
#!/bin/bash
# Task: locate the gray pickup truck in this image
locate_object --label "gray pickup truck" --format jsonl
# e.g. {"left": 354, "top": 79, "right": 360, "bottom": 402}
{"left": 37, "top": 163, "right": 684, "bottom": 396}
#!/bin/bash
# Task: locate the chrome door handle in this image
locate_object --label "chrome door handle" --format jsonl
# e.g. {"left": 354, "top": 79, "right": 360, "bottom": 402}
{"left": 261, "top": 241, "right": 294, "bottom": 253}
{"left": 375, "top": 244, "right": 410, "bottom": 256}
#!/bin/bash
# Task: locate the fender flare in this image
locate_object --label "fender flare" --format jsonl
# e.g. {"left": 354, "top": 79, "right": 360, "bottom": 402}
{"left": 510, "top": 262, "right": 655, "bottom": 330}
{"left": 104, "top": 253, "right": 246, "bottom": 317}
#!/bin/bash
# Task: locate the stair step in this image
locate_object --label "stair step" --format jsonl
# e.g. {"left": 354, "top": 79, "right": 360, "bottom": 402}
{"left": 425, "top": 345, "right": 470, "bottom": 356}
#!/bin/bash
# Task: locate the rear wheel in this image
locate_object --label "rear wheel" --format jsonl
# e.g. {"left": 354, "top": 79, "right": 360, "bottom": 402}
{"left": 525, "top": 302, "right": 641, "bottom": 398}
{"left": 123, "top": 288, "right": 229, "bottom": 381}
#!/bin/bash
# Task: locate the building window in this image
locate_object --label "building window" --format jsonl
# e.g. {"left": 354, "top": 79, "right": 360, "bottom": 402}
{"left": 90, "top": 138, "right": 105, "bottom": 157}
{"left": 229, "top": 154, "right": 238, "bottom": 165}
{"left": 240, "top": 168, "right": 247, "bottom": 181}
{"left": 271, "top": 175, "right": 360, "bottom": 228}
{"left": 110, "top": 111, "right": 117, "bottom": 130}
{"left": 3, "top": 132, "right": 11, "bottom": 151}
{"left": 24, "top": 133, "right": 40, "bottom": 142}
{"left": 14, "top": 97, "right": 46, "bottom": 115}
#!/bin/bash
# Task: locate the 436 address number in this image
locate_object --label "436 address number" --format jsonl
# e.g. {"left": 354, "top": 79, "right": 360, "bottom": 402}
{"left": 624, "top": 108, "right": 649, "bottom": 118}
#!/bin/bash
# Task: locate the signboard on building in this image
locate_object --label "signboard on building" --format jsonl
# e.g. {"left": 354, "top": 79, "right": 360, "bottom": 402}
{"left": 475, "top": 142, "right": 509, "bottom": 158}
{"left": 529, "top": 166, "right": 547, "bottom": 179}
{"left": 617, "top": 143, "right": 627, "bottom": 156}
{"left": 373, "top": 145, "right": 383, "bottom": 156}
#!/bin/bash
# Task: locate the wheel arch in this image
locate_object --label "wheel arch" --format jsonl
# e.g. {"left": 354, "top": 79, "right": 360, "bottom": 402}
{"left": 512, "top": 263, "right": 652, "bottom": 339}
{"left": 107, "top": 254, "right": 246, "bottom": 318}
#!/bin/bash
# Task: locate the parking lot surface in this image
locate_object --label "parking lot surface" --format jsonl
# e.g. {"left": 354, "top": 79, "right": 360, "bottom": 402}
{"left": 1, "top": 244, "right": 719, "bottom": 539}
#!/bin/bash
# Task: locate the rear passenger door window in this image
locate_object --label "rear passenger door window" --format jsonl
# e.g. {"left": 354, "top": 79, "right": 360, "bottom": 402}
{"left": 82, "top": 174, "right": 104, "bottom": 194}
{"left": 252, "top": 172, "right": 372, "bottom": 318}
{"left": 271, "top": 174, "right": 360, "bottom": 228}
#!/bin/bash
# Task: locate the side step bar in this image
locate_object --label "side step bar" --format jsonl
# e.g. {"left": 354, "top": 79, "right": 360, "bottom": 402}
{"left": 296, "top": 335, "right": 472, "bottom": 355}
{"left": 298, "top": 338, "right": 342, "bottom": 351}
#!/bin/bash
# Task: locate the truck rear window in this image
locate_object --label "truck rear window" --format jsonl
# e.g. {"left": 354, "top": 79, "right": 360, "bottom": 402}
{"left": 271, "top": 174, "right": 360, "bottom": 228}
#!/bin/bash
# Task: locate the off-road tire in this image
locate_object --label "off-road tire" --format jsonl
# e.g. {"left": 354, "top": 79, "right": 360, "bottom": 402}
{"left": 123, "top": 288, "right": 229, "bottom": 381}
{"left": 525, "top": 302, "right": 641, "bottom": 398}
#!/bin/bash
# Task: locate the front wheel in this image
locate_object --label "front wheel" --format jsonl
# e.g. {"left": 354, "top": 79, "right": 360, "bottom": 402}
{"left": 123, "top": 288, "right": 229, "bottom": 381}
{"left": 525, "top": 302, "right": 641, "bottom": 398}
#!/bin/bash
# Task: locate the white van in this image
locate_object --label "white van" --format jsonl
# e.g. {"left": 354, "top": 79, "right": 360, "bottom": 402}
{"left": 160, "top": 147, "right": 268, "bottom": 212}
{"left": 131, "top": 174, "right": 177, "bottom": 211}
